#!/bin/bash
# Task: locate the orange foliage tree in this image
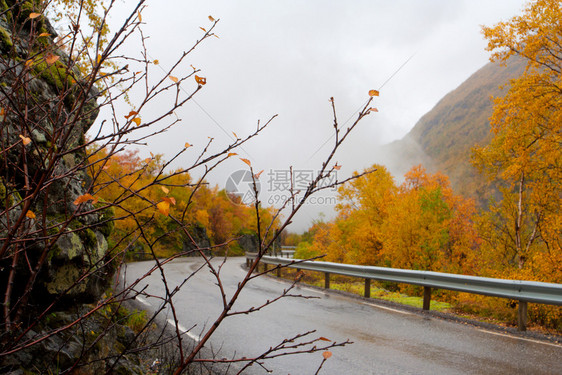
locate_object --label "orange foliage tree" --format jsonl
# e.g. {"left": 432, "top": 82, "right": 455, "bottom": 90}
{"left": 88, "top": 148, "right": 277, "bottom": 258}
{"left": 304, "top": 165, "right": 479, "bottom": 275}
{"left": 474, "top": 0, "right": 561, "bottom": 283}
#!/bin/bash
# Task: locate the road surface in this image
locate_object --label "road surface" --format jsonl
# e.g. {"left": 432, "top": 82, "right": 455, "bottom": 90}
{"left": 122, "top": 257, "right": 562, "bottom": 374}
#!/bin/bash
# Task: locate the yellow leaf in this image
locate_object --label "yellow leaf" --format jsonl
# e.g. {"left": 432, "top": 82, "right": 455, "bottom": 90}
{"left": 232, "top": 131, "right": 238, "bottom": 139}
{"left": 26, "top": 210, "right": 36, "bottom": 219}
{"left": 74, "top": 193, "right": 96, "bottom": 206}
{"left": 45, "top": 53, "right": 60, "bottom": 65}
{"left": 209, "top": 15, "right": 215, "bottom": 22}
{"left": 161, "top": 186, "right": 170, "bottom": 194}
{"left": 195, "top": 75, "right": 206, "bottom": 85}
{"left": 240, "top": 158, "right": 251, "bottom": 167}
{"left": 185, "top": 142, "right": 192, "bottom": 148}
{"left": 200, "top": 27, "right": 206, "bottom": 32}
{"left": 227, "top": 152, "right": 237, "bottom": 157}
{"left": 29, "top": 12, "right": 41, "bottom": 19}
{"left": 150, "top": 152, "right": 154, "bottom": 158}
{"left": 19, "top": 135, "right": 31, "bottom": 145}
{"left": 157, "top": 201, "right": 170, "bottom": 216}
{"left": 254, "top": 170, "right": 264, "bottom": 179}
{"left": 322, "top": 351, "right": 332, "bottom": 360}
{"left": 39, "top": 32, "right": 50, "bottom": 37}
{"left": 153, "top": 59, "right": 159, "bottom": 65}
{"left": 369, "top": 107, "right": 378, "bottom": 112}
{"left": 368, "top": 89, "right": 379, "bottom": 97}
{"left": 25, "top": 59, "right": 34, "bottom": 68}
{"left": 124, "top": 110, "right": 138, "bottom": 119}
{"left": 132, "top": 117, "right": 141, "bottom": 126}
{"left": 169, "top": 75, "right": 178, "bottom": 83}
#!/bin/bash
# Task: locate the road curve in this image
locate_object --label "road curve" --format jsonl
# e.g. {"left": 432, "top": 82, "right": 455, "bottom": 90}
{"left": 123, "top": 257, "right": 562, "bottom": 375}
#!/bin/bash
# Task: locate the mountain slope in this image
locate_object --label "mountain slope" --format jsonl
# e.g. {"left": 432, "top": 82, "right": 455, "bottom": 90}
{"left": 380, "top": 56, "right": 526, "bottom": 198}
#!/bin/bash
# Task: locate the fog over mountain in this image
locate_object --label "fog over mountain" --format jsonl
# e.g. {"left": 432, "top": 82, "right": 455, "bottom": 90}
{"left": 374, "top": 56, "right": 526, "bottom": 199}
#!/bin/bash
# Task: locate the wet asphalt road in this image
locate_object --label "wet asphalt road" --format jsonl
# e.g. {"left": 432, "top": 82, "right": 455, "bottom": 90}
{"left": 123, "top": 257, "right": 562, "bottom": 375}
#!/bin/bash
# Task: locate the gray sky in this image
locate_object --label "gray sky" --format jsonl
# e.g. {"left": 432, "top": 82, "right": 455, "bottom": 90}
{"left": 102, "top": 0, "right": 527, "bottom": 232}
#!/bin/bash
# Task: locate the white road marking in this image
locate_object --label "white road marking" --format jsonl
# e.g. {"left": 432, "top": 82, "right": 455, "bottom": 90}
{"left": 135, "top": 296, "right": 151, "bottom": 307}
{"left": 167, "top": 318, "right": 201, "bottom": 343}
{"left": 477, "top": 329, "right": 562, "bottom": 348}
{"left": 361, "top": 301, "right": 413, "bottom": 315}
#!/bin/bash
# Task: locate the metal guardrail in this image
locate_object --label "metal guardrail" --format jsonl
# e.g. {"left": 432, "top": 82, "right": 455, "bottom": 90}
{"left": 245, "top": 253, "right": 562, "bottom": 331}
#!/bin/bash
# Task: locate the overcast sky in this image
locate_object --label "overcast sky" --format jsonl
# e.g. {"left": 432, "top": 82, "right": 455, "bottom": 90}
{"left": 102, "top": 0, "right": 527, "bottom": 232}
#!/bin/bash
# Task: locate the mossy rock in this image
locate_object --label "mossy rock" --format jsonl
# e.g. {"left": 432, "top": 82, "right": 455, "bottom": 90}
{"left": 32, "top": 55, "right": 76, "bottom": 93}
{"left": 0, "top": 25, "right": 13, "bottom": 52}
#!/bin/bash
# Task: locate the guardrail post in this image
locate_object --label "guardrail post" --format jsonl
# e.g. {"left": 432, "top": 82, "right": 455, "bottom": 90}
{"left": 276, "top": 265, "right": 281, "bottom": 277}
{"left": 263, "top": 263, "right": 268, "bottom": 273}
{"left": 324, "top": 272, "right": 330, "bottom": 289}
{"left": 423, "top": 286, "right": 431, "bottom": 311}
{"left": 518, "top": 300, "right": 528, "bottom": 331}
{"left": 364, "top": 279, "right": 371, "bottom": 298}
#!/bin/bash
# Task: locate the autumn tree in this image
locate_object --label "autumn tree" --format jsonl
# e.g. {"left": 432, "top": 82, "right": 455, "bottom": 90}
{"left": 380, "top": 166, "right": 478, "bottom": 274}
{"left": 306, "top": 165, "right": 478, "bottom": 274}
{"left": 474, "top": 0, "right": 561, "bottom": 282}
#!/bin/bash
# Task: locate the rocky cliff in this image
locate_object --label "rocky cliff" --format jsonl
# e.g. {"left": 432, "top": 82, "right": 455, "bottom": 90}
{"left": 0, "top": 2, "right": 142, "bottom": 373}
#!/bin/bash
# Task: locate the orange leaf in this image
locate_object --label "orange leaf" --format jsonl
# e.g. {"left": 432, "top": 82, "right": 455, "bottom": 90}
{"left": 195, "top": 75, "right": 206, "bottom": 85}
{"left": 132, "top": 117, "right": 141, "bottom": 126}
{"left": 208, "top": 15, "right": 215, "bottom": 22}
{"left": 124, "top": 110, "right": 138, "bottom": 119}
{"left": 45, "top": 53, "right": 60, "bottom": 65}
{"left": 157, "top": 201, "right": 170, "bottom": 216}
{"left": 0, "top": 108, "right": 5, "bottom": 116}
{"left": 185, "top": 142, "right": 192, "bottom": 148}
{"left": 368, "top": 89, "right": 379, "bottom": 97}
{"left": 232, "top": 131, "right": 239, "bottom": 139}
{"left": 74, "top": 193, "right": 96, "bottom": 206}
{"left": 318, "top": 337, "right": 331, "bottom": 342}
{"left": 39, "top": 32, "right": 50, "bottom": 37}
{"left": 369, "top": 107, "right": 379, "bottom": 112}
{"left": 19, "top": 135, "right": 31, "bottom": 145}
{"left": 240, "top": 158, "right": 251, "bottom": 167}
{"left": 161, "top": 186, "right": 170, "bottom": 194}
{"left": 334, "top": 164, "right": 341, "bottom": 171}
{"left": 26, "top": 210, "right": 36, "bottom": 219}
{"left": 254, "top": 170, "right": 264, "bottom": 179}
{"left": 153, "top": 59, "right": 159, "bottom": 65}
{"left": 162, "top": 196, "right": 176, "bottom": 205}
{"left": 322, "top": 351, "right": 332, "bottom": 360}
{"left": 169, "top": 75, "right": 178, "bottom": 83}
{"left": 200, "top": 27, "right": 206, "bottom": 32}
{"left": 191, "top": 64, "right": 197, "bottom": 70}
{"left": 29, "top": 12, "right": 41, "bottom": 19}
{"left": 137, "top": 11, "right": 142, "bottom": 22}
{"left": 25, "top": 59, "right": 34, "bottom": 68}
{"left": 227, "top": 152, "right": 237, "bottom": 157}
